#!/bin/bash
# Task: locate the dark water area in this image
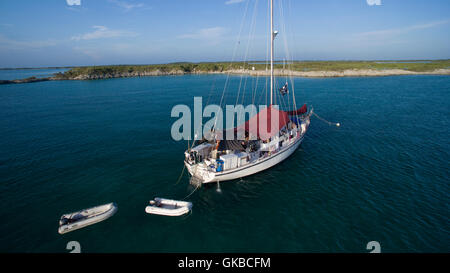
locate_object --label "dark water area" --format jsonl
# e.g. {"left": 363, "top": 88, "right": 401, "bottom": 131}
{"left": 0, "top": 73, "right": 448, "bottom": 252}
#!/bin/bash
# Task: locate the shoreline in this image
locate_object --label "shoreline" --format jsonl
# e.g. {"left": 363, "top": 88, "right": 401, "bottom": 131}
{"left": 1, "top": 68, "right": 449, "bottom": 85}
{"left": 222, "top": 68, "right": 450, "bottom": 77}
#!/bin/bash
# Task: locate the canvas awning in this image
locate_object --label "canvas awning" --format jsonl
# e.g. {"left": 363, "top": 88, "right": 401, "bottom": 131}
{"left": 215, "top": 105, "right": 307, "bottom": 142}
{"left": 236, "top": 105, "right": 290, "bottom": 140}
{"left": 286, "top": 104, "right": 307, "bottom": 115}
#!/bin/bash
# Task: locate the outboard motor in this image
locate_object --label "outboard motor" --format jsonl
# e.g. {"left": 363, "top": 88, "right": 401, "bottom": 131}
{"left": 60, "top": 217, "right": 69, "bottom": 225}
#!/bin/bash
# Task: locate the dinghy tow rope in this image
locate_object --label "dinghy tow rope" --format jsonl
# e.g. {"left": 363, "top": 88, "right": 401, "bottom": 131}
{"left": 181, "top": 183, "right": 201, "bottom": 201}
{"left": 312, "top": 111, "right": 341, "bottom": 127}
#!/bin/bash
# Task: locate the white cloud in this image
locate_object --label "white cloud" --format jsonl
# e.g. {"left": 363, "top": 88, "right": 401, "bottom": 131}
{"left": 109, "top": 0, "right": 146, "bottom": 11}
{"left": 366, "top": 0, "right": 381, "bottom": 6}
{"left": 178, "top": 27, "right": 228, "bottom": 41}
{"left": 66, "top": 0, "right": 81, "bottom": 6}
{"left": 71, "top": 26, "right": 138, "bottom": 41}
{"left": 357, "top": 20, "right": 450, "bottom": 38}
{"left": 225, "top": 0, "right": 246, "bottom": 4}
{"left": 72, "top": 42, "right": 159, "bottom": 61}
{"left": 73, "top": 46, "right": 100, "bottom": 60}
{"left": 0, "top": 34, "right": 58, "bottom": 50}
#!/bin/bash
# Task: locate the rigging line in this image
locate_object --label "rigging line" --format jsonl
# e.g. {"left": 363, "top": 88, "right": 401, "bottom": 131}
{"left": 241, "top": 74, "right": 247, "bottom": 106}
{"left": 265, "top": 0, "right": 270, "bottom": 106}
{"left": 254, "top": 74, "right": 258, "bottom": 103}
{"left": 265, "top": 73, "right": 268, "bottom": 106}
{"left": 256, "top": 65, "right": 267, "bottom": 106}
{"left": 287, "top": 80, "right": 291, "bottom": 113}
{"left": 205, "top": 76, "right": 217, "bottom": 107}
{"left": 246, "top": 0, "right": 261, "bottom": 107}
{"left": 219, "top": 0, "right": 250, "bottom": 109}
{"left": 241, "top": 0, "right": 260, "bottom": 108}
{"left": 177, "top": 114, "right": 206, "bottom": 187}
{"left": 286, "top": 0, "right": 298, "bottom": 111}
{"left": 281, "top": 86, "right": 289, "bottom": 112}
{"left": 185, "top": 76, "right": 217, "bottom": 181}
{"left": 278, "top": 92, "right": 287, "bottom": 113}
{"left": 213, "top": 0, "right": 250, "bottom": 133}
{"left": 235, "top": 70, "right": 245, "bottom": 107}
{"left": 257, "top": 0, "right": 271, "bottom": 107}
{"left": 279, "top": 0, "right": 294, "bottom": 114}
{"left": 312, "top": 112, "right": 341, "bottom": 127}
{"left": 277, "top": 0, "right": 295, "bottom": 114}
{"left": 276, "top": 80, "right": 289, "bottom": 112}
{"left": 250, "top": 71, "right": 255, "bottom": 105}
{"left": 258, "top": 75, "right": 268, "bottom": 106}
{"left": 278, "top": 1, "right": 287, "bottom": 108}
{"left": 235, "top": 0, "right": 259, "bottom": 108}
{"left": 252, "top": 72, "right": 260, "bottom": 105}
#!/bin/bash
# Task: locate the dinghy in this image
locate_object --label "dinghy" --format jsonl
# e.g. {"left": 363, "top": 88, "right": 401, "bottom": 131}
{"left": 58, "top": 202, "right": 118, "bottom": 234}
{"left": 145, "top": 198, "right": 192, "bottom": 216}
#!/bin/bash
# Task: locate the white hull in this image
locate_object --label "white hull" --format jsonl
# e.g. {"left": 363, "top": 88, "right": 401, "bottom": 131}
{"left": 58, "top": 202, "right": 117, "bottom": 234}
{"left": 185, "top": 118, "right": 309, "bottom": 184}
{"left": 145, "top": 198, "right": 192, "bottom": 216}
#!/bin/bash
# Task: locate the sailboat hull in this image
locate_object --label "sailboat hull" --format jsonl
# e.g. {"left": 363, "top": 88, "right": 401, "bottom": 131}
{"left": 212, "top": 134, "right": 303, "bottom": 183}
{"left": 185, "top": 121, "right": 308, "bottom": 184}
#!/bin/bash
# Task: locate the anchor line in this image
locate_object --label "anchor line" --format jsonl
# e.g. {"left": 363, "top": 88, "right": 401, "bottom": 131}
{"left": 173, "top": 164, "right": 186, "bottom": 185}
{"left": 312, "top": 112, "right": 340, "bottom": 127}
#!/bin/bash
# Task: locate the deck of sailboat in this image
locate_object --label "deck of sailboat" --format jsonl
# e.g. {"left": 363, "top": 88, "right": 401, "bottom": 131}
{"left": 185, "top": 110, "right": 311, "bottom": 183}
{"left": 214, "top": 132, "right": 304, "bottom": 176}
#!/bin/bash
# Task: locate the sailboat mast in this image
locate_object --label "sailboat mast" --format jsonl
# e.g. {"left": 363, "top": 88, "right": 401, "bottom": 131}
{"left": 270, "top": 0, "right": 274, "bottom": 105}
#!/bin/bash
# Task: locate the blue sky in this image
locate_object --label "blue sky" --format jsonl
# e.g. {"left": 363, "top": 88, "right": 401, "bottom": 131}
{"left": 0, "top": 0, "right": 449, "bottom": 67}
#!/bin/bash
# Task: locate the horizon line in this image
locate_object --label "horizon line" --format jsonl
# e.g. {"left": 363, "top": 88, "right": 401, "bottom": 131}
{"left": 1, "top": 58, "right": 450, "bottom": 70}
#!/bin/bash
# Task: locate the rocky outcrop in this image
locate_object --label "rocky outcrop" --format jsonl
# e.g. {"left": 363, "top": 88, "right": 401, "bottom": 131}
{"left": 0, "top": 77, "right": 51, "bottom": 85}
{"left": 71, "top": 69, "right": 187, "bottom": 80}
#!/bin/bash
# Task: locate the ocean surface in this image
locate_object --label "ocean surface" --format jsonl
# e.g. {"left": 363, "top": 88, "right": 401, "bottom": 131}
{"left": 0, "top": 71, "right": 449, "bottom": 252}
{"left": 0, "top": 68, "right": 69, "bottom": 80}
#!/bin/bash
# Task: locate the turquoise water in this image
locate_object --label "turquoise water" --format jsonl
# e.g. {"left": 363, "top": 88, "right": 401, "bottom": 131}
{"left": 0, "top": 68, "right": 69, "bottom": 80}
{"left": 0, "top": 73, "right": 449, "bottom": 252}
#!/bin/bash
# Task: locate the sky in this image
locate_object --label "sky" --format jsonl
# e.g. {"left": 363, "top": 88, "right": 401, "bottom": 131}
{"left": 0, "top": 0, "right": 449, "bottom": 68}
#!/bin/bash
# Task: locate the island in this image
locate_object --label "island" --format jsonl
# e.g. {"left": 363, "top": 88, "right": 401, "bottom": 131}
{"left": 1, "top": 60, "right": 449, "bottom": 84}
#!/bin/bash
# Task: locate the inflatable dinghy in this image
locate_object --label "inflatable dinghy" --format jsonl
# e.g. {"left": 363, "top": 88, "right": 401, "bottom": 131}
{"left": 145, "top": 198, "right": 192, "bottom": 216}
{"left": 58, "top": 202, "right": 118, "bottom": 234}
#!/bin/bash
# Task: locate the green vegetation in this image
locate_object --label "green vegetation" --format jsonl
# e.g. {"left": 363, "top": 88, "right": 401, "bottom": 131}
{"left": 53, "top": 60, "right": 450, "bottom": 79}
{"left": 53, "top": 62, "right": 239, "bottom": 79}
{"left": 286, "top": 60, "right": 450, "bottom": 72}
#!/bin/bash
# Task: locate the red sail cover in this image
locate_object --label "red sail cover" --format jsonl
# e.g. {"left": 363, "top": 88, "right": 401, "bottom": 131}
{"left": 217, "top": 104, "right": 306, "bottom": 141}
{"left": 237, "top": 105, "right": 290, "bottom": 140}
{"left": 286, "top": 104, "right": 307, "bottom": 115}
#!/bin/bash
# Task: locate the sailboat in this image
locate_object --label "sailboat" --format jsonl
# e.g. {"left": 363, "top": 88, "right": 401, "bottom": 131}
{"left": 184, "top": 0, "right": 312, "bottom": 184}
